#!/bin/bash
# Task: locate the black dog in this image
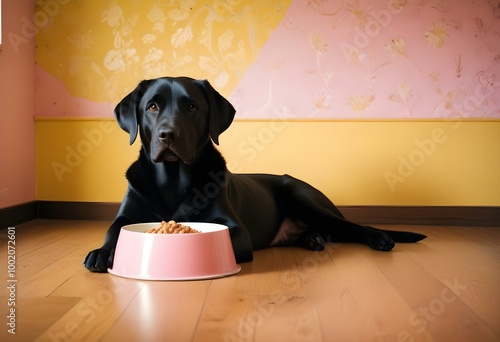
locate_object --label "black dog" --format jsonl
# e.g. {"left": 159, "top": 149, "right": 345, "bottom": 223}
{"left": 84, "top": 76, "right": 426, "bottom": 272}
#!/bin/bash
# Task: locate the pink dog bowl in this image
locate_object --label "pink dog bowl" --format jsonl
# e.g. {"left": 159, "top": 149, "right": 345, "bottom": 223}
{"left": 108, "top": 222, "right": 241, "bottom": 280}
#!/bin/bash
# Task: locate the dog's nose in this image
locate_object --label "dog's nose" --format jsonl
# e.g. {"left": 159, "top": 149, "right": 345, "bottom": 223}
{"left": 158, "top": 128, "right": 178, "bottom": 144}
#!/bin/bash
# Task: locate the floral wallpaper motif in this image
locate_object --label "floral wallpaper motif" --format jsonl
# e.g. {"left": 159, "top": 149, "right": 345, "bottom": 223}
{"left": 35, "top": 0, "right": 500, "bottom": 119}
{"left": 230, "top": 0, "right": 500, "bottom": 119}
{"left": 35, "top": 0, "right": 291, "bottom": 104}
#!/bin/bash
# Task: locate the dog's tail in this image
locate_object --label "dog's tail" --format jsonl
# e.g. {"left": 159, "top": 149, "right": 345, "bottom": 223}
{"left": 378, "top": 228, "right": 427, "bottom": 243}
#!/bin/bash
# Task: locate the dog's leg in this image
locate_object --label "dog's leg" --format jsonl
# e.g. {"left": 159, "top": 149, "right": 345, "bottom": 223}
{"left": 83, "top": 189, "right": 158, "bottom": 272}
{"left": 277, "top": 175, "right": 396, "bottom": 251}
{"left": 83, "top": 218, "right": 125, "bottom": 272}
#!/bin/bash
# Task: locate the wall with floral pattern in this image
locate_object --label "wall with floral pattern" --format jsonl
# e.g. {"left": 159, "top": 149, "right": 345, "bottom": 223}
{"left": 35, "top": 0, "right": 291, "bottom": 117}
{"left": 232, "top": 0, "right": 500, "bottom": 119}
{"left": 35, "top": 0, "right": 500, "bottom": 119}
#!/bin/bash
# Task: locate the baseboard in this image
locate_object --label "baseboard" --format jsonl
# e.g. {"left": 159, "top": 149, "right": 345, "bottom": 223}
{"left": 1, "top": 201, "right": 499, "bottom": 228}
{"left": 339, "top": 206, "right": 500, "bottom": 227}
{"left": 37, "top": 201, "right": 119, "bottom": 221}
{"left": 0, "top": 201, "right": 38, "bottom": 228}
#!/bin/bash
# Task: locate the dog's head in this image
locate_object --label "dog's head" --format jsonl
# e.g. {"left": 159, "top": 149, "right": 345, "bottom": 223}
{"left": 115, "top": 77, "right": 235, "bottom": 164}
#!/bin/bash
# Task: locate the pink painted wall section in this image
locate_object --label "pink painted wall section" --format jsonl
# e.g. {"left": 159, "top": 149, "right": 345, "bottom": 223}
{"left": 230, "top": 0, "right": 500, "bottom": 119}
{"left": 35, "top": 65, "right": 115, "bottom": 118}
{"left": 0, "top": 0, "right": 36, "bottom": 208}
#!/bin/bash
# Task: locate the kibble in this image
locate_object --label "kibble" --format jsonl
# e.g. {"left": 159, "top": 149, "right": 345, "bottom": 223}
{"left": 145, "top": 220, "right": 200, "bottom": 234}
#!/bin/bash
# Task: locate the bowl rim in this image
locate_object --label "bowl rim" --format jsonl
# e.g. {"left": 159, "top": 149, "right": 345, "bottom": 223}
{"left": 121, "top": 222, "right": 229, "bottom": 235}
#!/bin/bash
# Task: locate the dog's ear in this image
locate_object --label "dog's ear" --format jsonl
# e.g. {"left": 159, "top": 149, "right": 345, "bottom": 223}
{"left": 114, "top": 80, "right": 151, "bottom": 145}
{"left": 196, "top": 79, "right": 236, "bottom": 145}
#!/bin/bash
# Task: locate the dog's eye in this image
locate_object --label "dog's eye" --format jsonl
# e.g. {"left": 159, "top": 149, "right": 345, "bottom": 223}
{"left": 147, "top": 103, "right": 159, "bottom": 113}
{"left": 187, "top": 104, "right": 197, "bottom": 112}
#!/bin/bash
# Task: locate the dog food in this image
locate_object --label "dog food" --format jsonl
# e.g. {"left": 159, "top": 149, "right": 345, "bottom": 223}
{"left": 145, "top": 220, "right": 200, "bottom": 234}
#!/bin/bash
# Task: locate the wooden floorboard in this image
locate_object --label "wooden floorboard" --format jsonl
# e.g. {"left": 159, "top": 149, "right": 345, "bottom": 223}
{"left": 0, "top": 220, "right": 499, "bottom": 341}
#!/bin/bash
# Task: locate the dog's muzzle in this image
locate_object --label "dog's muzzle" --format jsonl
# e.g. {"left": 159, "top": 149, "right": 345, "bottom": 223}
{"left": 151, "top": 127, "right": 193, "bottom": 164}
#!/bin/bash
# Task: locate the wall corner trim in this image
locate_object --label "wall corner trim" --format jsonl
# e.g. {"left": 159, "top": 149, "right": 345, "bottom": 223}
{"left": 1, "top": 202, "right": 499, "bottom": 228}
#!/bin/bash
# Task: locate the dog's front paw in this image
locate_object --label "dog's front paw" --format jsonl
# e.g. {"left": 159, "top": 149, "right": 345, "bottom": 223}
{"left": 83, "top": 248, "right": 115, "bottom": 273}
{"left": 366, "top": 229, "right": 395, "bottom": 251}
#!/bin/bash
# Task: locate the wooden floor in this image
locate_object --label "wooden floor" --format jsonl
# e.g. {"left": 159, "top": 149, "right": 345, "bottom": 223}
{"left": 1, "top": 220, "right": 499, "bottom": 341}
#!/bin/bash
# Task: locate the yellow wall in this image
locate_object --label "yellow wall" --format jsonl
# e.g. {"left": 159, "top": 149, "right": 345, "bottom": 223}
{"left": 36, "top": 119, "right": 500, "bottom": 206}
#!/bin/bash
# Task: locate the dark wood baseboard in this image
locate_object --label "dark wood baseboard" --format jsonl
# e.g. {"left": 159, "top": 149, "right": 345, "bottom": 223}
{"left": 340, "top": 206, "right": 500, "bottom": 227}
{"left": 0, "top": 201, "right": 38, "bottom": 228}
{"left": 37, "top": 201, "right": 119, "bottom": 221}
{"left": 1, "top": 201, "right": 499, "bottom": 228}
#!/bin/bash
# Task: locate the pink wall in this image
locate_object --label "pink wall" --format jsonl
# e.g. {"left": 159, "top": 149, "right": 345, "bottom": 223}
{"left": 0, "top": 0, "right": 36, "bottom": 208}
{"left": 231, "top": 0, "right": 500, "bottom": 119}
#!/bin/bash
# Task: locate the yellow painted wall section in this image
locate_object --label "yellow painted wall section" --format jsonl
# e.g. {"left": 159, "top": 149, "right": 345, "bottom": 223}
{"left": 36, "top": 119, "right": 139, "bottom": 202}
{"left": 35, "top": 0, "right": 292, "bottom": 103}
{"left": 36, "top": 120, "right": 500, "bottom": 206}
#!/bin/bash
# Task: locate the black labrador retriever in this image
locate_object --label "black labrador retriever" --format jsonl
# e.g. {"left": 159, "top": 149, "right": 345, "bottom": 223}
{"left": 84, "top": 76, "right": 426, "bottom": 272}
